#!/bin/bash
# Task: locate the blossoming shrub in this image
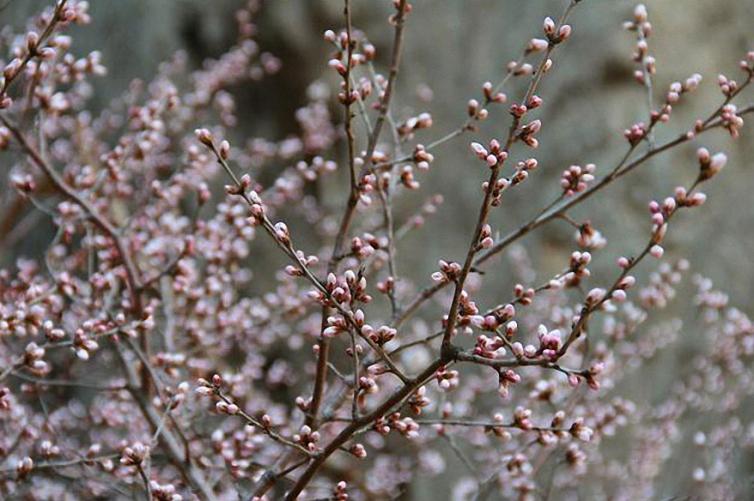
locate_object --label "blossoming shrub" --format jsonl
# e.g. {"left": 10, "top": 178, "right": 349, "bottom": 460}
{"left": 1, "top": 1, "right": 753, "bottom": 499}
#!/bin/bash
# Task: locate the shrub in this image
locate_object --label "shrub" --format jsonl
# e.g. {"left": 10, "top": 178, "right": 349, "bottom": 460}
{"left": 1, "top": 1, "right": 753, "bottom": 499}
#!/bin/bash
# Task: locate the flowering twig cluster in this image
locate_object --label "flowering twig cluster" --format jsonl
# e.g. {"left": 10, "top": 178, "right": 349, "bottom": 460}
{"left": 1, "top": 1, "right": 754, "bottom": 499}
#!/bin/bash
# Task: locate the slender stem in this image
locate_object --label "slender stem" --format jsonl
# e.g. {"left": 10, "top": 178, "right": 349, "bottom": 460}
{"left": 635, "top": 20, "right": 655, "bottom": 148}
{"left": 440, "top": 2, "right": 577, "bottom": 355}
{"left": 283, "top": 359, "right": 443, "bottom": 500}
{"left": 308, "top": 0, "right": 358, "bottom": 429}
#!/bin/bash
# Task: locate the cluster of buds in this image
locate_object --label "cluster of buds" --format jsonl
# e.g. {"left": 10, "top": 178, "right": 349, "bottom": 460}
{"left": 150, "top": 481, "right": 183, "bottom": 501}
{"left": 495, "top": 303, "right": 516, "bottom": 323}
{"left": 482, "top": 81, "right": 507, "bottom": 105}
{"left": 16, "top": 457, "right": 34, "bottom": 479}
{"left": 349, "top": 443, "right": 367, "bottom": 459}
{"left": 56, "top": 50, "right": 108, "bottom": 86}
{"left": 576, "top": 222, "right": 607, "bottom": 250}
{"left": 333, "top": 480, "right": 349, "bottom": 500}
{"left": 513, "top": 406, "right": 534, "bottom": 430}
{"left": 568, "top": 417, "right": 594, "bottom": 442}
{"left": 373, "top": 416, "right": 391, "bottom": 435}
{"left": 647, "top": 194, "right": 681, "bottom": 255}
{"left": 611, "top": 274, "right": 636, "bottom": 304}
{"left": 466, "top": 98, "right": 489, "bottom": 121}
{"left": 350, "top": 233, "right": 382, "bottom": 259}
{"left": 271, "top": 222, "right": 290, "bottom": 245}
{"left": 488, "top": 413, "right": 512, "bottom": 440}
{"left": 504, "top": 453, "right": 532, "bottom": 478}
{"left": 195, "top": 374, "right": 223, "bottom": 397}
{"left": 72, "top": 328, "right": 99, "bottom": 361}
{"left": 323, "top": 314, "right": 350, "bottom": 338}
{"left": 120, "top": 442, "right": 148, "bottom": 467}
{"left": 431, "top": 259, "right": 462, "bottom": 283}
{"left": 565, "top": 443, "right": 588, "bottom": 470}
{"left": 408, "top": 386, "right": 431, "bottom": 414}
{"left": 357, "top": 76, "right": 374, "bottom": 101}
{"left": 666, "top": 73, "right": 702, "bottom": 104}
{"left": 510, "top": 158, "right": 538, "bottom": 187}
{"left": 244, "top": 189, "right": 267, "bottom": 226}
{"left": 561, "top": 251, "right": 592, "bottom": 287}
{"left": 344, "top": 269, "right": 371, "bottom": 303}
{"left": 513, "top": 283, "right": 536, "bottom": 305}
{"left": 560, "top": 163, "right": 596, "bottom": 196}
{"left": 215, "top": 398, "right": 240, "bottom": 415}
{"left": 498, "top": 369, "right": 522, "bottom": 398}
{"left": 485, "top": 177, "right": 511, "bottom": 207}
{"left": 537, "top": 324, "right": 562, "bottom": 359}
{"left": 696, "top": 147, "right": 728, "bottom": 181}
{"left": 397, "top": 112, "right": 433, "bottom": 138}
{"left": 284, "top": 251, "right": 319, "bottom": 277}
{"left": 507, "top": 61, "right": 534, "bottom": 80}
{"left": 38, "top": 440, "right": 61, "bottom": 459}
{"left": 293, "top": 425, "right": 320, "bottom": 452}
{"left": 719, "top": 104, "right": 744, "bottom": 138}
{"left": 453, "top": 291, "right": 481, "bottom": 333}
{"left": 311, "top": 271, "right": 371, "bottom": 307}
{"left": 411, "top": 143, "right": 435, "bottom": 170}
{"left": 388, "top": 413, "right": 420, "bottom": 439}
{"left": 585, "top": 361, "right": 605, "bottom": 390}
{"left": 543, "top": 16, "right": 572, "bottom": 44}
{"left": 389, "top": 0, "right": 413, "bottom": 22}
{"left": 470, "top": 139, "right": 508, "bottom": 168}
{"left": 23, "top": 342, "right": 49, "bottom": 375}
{"left": 376, "top": 276, "right": 394, "bottom": 296}
{"left": 435, "top": 365, "right": 460, "bottom": 391}
{"left": 363, "top": 324, "right": 397, "bottom": 345}
{"left": 623, "top": 122, "right": 647, "bottom": 145}
{"left": 470, "top": 313, "right": 504, "bottom": 333}
{"left": 473, "top": 333, "right": 507, "bottom": 359}
{"left": 717, "top": 73, "right": 739, "bottom": 99}
{"left": 40, "top": 320, "right": 64, "bottom": 342}
{"left": 394, "top": 164, "right": 417, "bottom": 190}
{"left": 162, "top": 381, "right": 191, "bottom": 410}
{"left": 673, "top": 186, "right": 707, "bottom": 209}
{"left": 327, "top": 45, "right": 357, "bottom": 103}
{"left": 478, "top": 224, "right": 494, "bottom": 249}
{"left": 517, "top": 119, "right": 542, "bottom": 148}
{"left": 358, "top": 375, "right": 379, "bottom": 396}
{"left": 324, "top": 29, "right": 373, "bottom": 61}
{"left": 623, "top": 4, "right": 651, "bottom": 36}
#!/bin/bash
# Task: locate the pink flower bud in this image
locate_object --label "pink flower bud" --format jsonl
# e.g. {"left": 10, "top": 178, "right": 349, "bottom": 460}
{"left": 650, "top": 244, "right": 664, "bottom": 259}
{"left": 194, "top": 128, "right": 213, "bottom": 146}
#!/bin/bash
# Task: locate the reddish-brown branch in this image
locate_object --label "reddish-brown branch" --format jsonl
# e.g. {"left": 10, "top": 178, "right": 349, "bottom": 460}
{"left": 309, "top": 0, "right": 411, "bottom": 429}
{"left": 439, "top": 2, "right": 578, "bottom": 356}
{"left": 284, "top": 358, "right": 444, "bottom": 500}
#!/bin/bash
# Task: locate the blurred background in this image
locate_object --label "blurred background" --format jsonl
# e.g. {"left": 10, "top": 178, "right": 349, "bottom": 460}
{"left": 2, "top": 0, "right": 754, "bottom": 498}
